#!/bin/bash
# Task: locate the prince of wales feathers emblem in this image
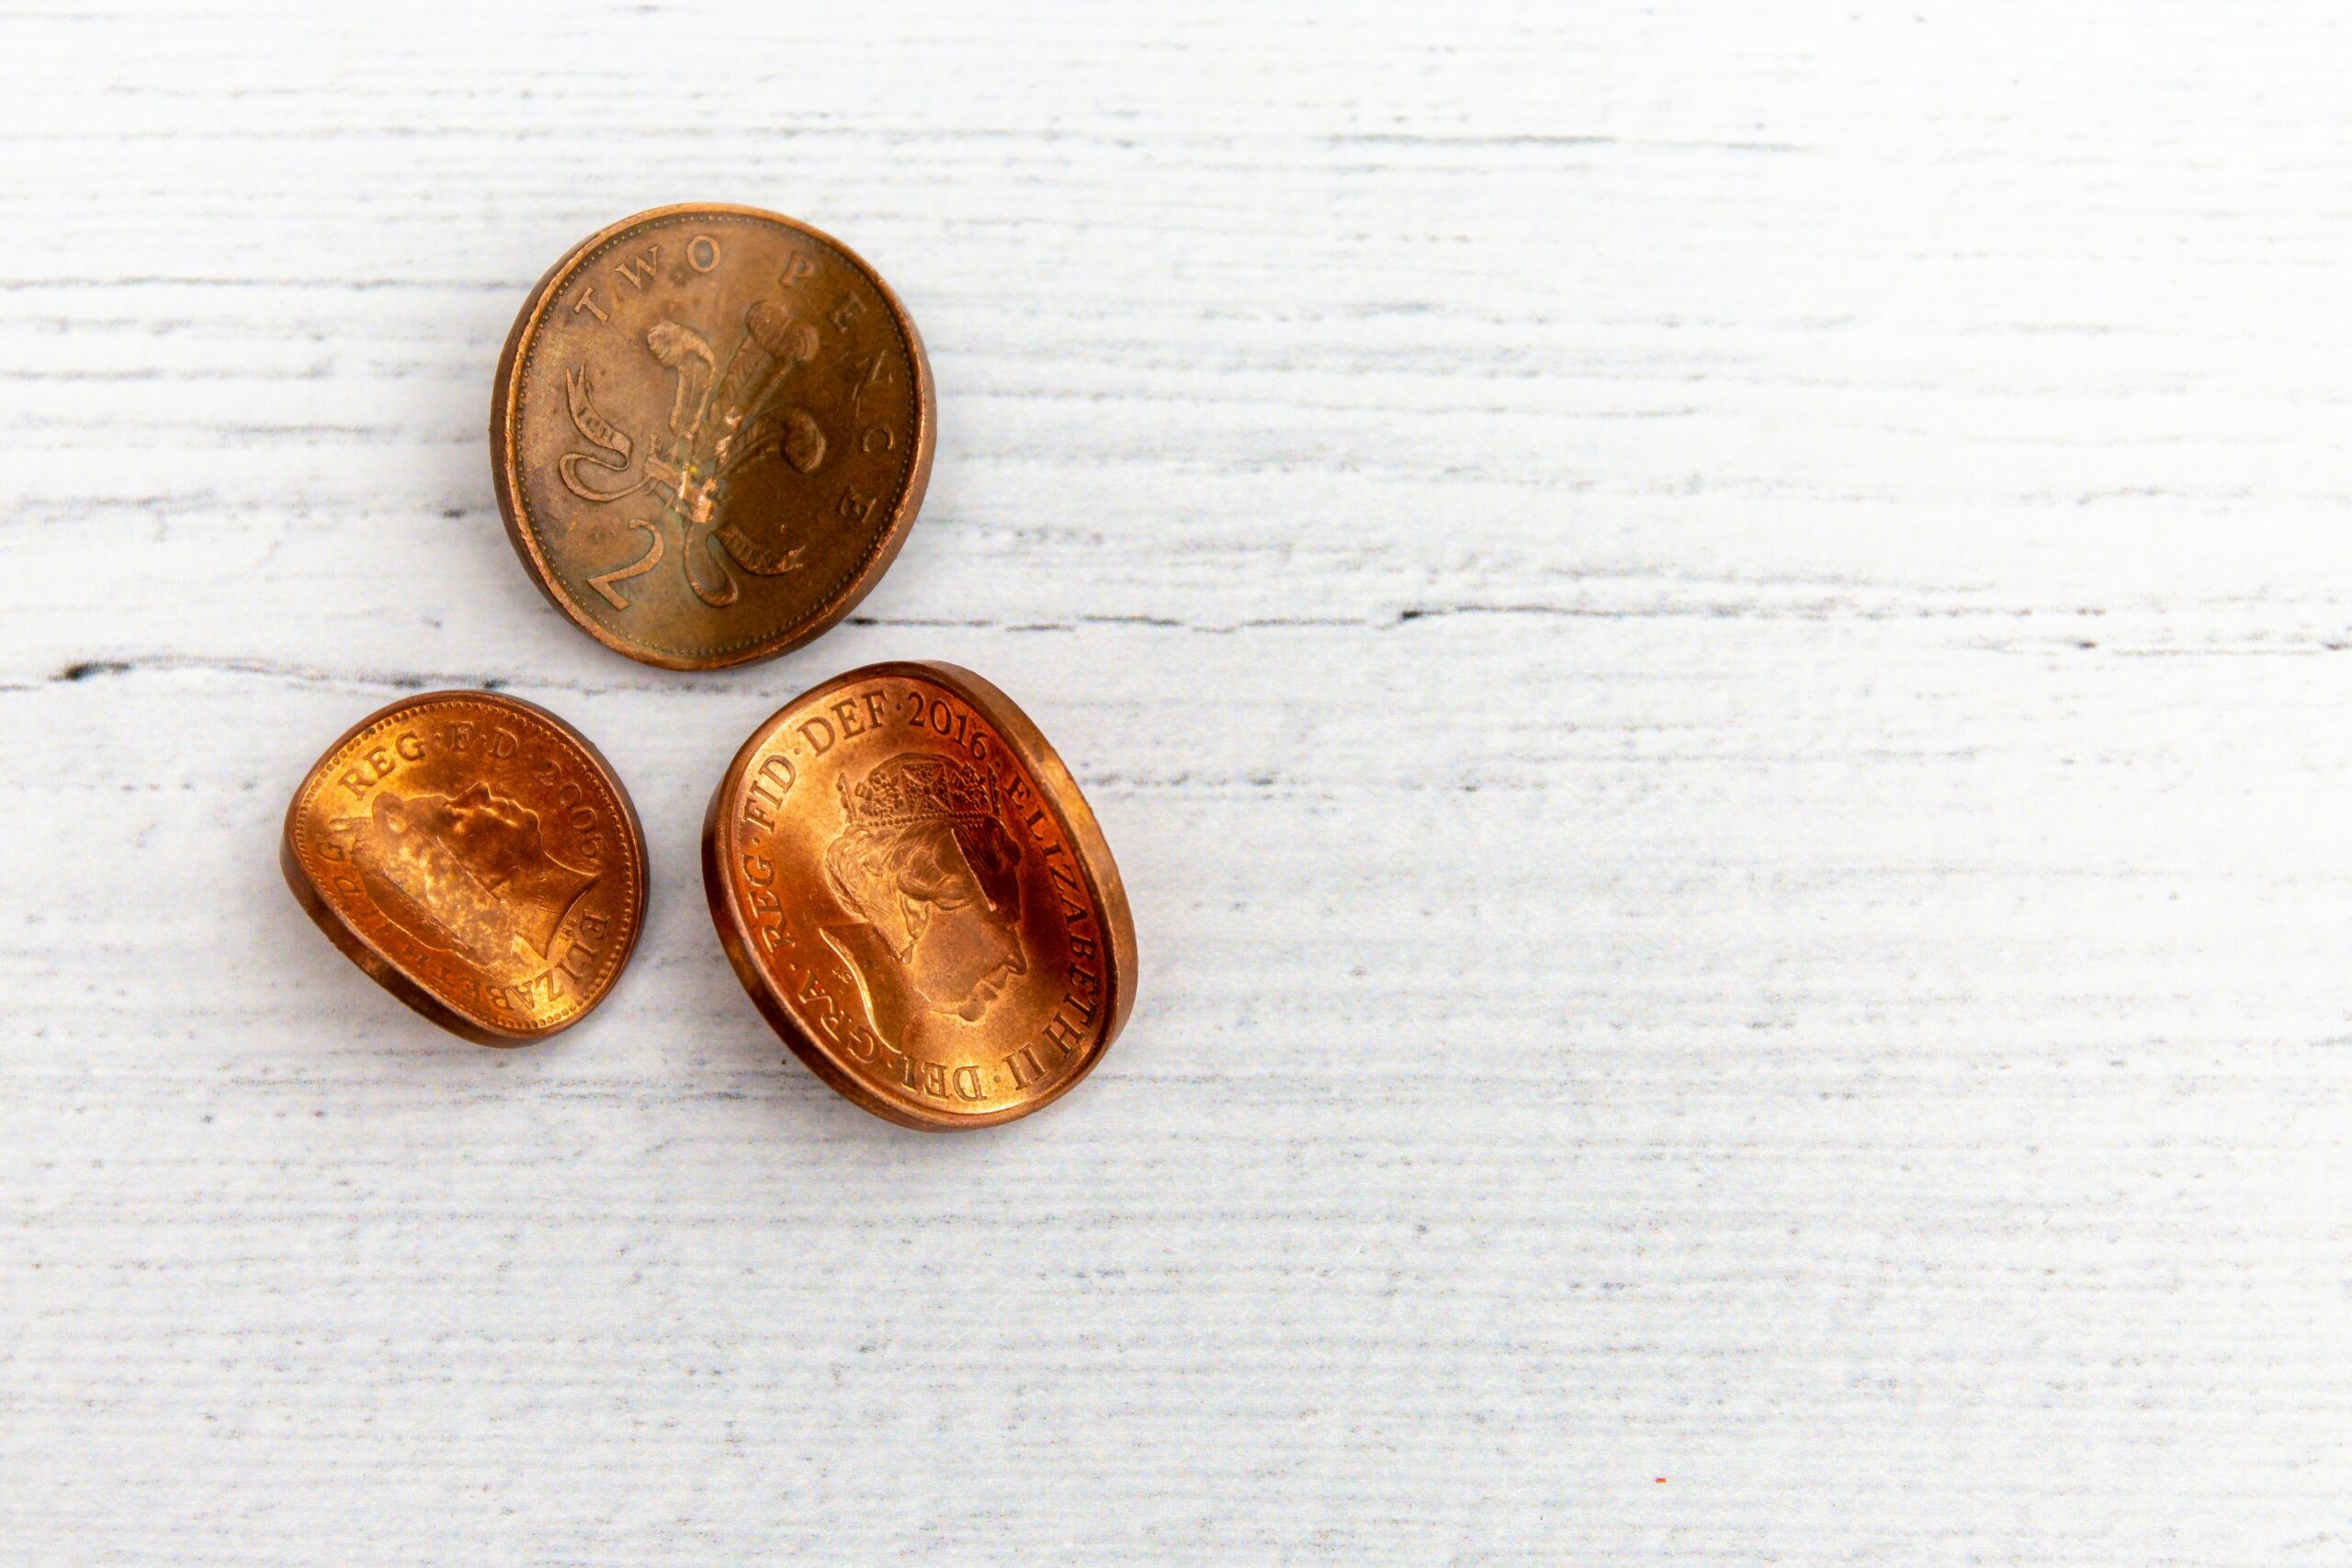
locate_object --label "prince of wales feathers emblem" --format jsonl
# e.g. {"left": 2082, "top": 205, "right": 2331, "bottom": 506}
{"left": 560, "top": 297, "right": 828, "bottom": 609}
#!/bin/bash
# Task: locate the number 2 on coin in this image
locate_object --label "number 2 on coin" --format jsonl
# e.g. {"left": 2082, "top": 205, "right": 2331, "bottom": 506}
{"left": 587, "top": 519, "right": 664, "bottom": 610}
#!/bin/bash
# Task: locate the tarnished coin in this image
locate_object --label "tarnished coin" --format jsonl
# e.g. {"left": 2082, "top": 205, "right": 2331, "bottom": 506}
{"left": 703, "top": 662, "right": 1137, "bottom": 1130}
{"left": 281, "top": 692, "right": 648, "bottom": 1045}
{"left": 492, "top": 203, "right": 935, "bottom": 671}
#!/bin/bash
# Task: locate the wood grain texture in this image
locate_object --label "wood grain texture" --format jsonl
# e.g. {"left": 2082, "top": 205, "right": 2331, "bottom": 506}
{"left": 5, "top": 2, "right": 2350, "bottom": 1562}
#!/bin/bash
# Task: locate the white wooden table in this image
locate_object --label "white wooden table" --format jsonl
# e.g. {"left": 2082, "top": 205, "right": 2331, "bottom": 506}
{"left": 6, "top": 4, "right": 2349, "bottom": 1562}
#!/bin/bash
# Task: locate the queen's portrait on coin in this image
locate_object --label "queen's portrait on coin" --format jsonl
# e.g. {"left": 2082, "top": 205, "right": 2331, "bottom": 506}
{"left": 337, "top": 783, "right": 598, "bottom": 973}
{"left": 820, "top": 753, "right": 1029, "bottom": 1044}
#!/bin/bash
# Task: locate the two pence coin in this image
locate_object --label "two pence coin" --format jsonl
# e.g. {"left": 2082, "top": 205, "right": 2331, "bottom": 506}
{"left": 491, "top": 203, "right": 934, "bottom": 671}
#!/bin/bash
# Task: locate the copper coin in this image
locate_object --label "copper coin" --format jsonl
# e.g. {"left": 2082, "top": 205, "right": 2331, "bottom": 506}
{"left": 491, "top": 203, "right": 935, "bottom": 671}
{"left": 703, "top": 662, "right": 1137, "bottom": 1129}
{"left": 281, "top": 691, "right": 649, "bottom": 1045}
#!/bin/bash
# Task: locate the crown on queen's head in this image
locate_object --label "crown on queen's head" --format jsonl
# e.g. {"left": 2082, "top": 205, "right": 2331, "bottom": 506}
{"left": 839, "top": 754, "right": 998, "bottom": 828}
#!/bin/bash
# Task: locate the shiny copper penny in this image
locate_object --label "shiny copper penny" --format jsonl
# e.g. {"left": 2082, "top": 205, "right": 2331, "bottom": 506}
{"left": 281, "top": 691, "right": 648, "bottom": 1044}
{"left": 703, "top": 662, "right": 1137, "bottom": 1129}
{"left": 492, "top": 203, "right": 935, "bottom": 671}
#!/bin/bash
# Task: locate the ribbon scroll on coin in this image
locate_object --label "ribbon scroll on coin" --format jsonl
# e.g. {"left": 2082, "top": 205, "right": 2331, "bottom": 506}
{"left": 703, "top": 662, "right": 1137, "bottom": 1129}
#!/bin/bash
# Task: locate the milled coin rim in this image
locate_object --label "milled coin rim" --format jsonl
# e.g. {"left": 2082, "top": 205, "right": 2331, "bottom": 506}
{"left": 280, "top": 689, "right": 650, "bottom": 1045}
{"left": 701, "top": 660, "right": 1137, "bottom": 1129}
{"left": 490, "top": 202, "right": 937, "bottom": 671}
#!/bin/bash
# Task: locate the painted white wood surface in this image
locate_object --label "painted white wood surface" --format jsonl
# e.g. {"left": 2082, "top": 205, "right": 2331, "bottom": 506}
{"left": 4, "top": 3, "right": 2349, "bottom": 1562}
